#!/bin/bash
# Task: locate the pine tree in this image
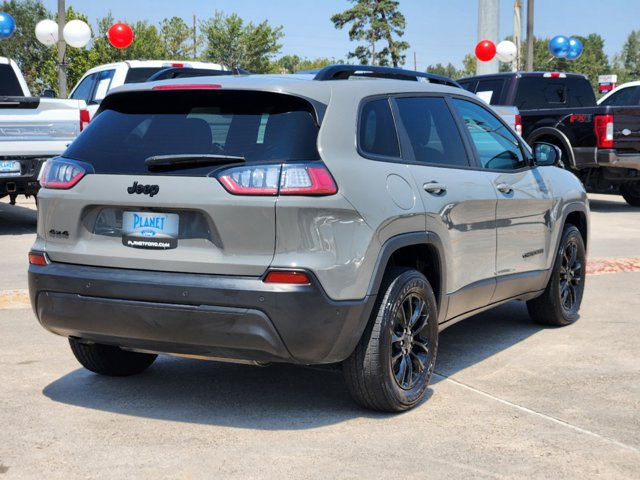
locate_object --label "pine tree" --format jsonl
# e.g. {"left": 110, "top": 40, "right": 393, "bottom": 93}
{"left": 331, "top": 0, "right": 409, "bottom": 67}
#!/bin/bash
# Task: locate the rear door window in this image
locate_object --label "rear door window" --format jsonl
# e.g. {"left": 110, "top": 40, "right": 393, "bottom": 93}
{"left": 475, "top": 78, "right": 505, "bottom": 105}
{"left": 395, "top": 96, "right": 469, "bottom": 167}
{"left": 64, "top": 90, "right": 321, "bottom": 175}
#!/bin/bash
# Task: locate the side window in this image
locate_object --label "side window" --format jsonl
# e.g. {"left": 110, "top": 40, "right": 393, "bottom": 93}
{"left": 600, "top": 86, "right": 640, "bottom": 106}
{"left": 475, "top": 79, "right": 505, "bottom": 105}
{"left": 92, "top": 70, "right": 115, "bottom": 104}
{"left": 452, "top": 98, "right": 527, "bottom": 170}
{"left": 396, "top": 96, "right": 469, "bottom": 167}
{"left": 70, "top": 73, "right": 96, "bottom": 102}
{"left": 359, "top": 98, "right": 400, "bottom": 158}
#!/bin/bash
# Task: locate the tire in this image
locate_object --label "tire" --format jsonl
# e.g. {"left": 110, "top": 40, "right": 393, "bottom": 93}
{"left": 343, "top": 268, "right": 439, "bottom": 412}
{"left": 527, "top": 224, "right": 586, "bottom": 326}
{"left": 620, "top": 183, "right": 640, "bottom": 207}
{"left": 69, "top": 338, "right": 157, "bottom": 376}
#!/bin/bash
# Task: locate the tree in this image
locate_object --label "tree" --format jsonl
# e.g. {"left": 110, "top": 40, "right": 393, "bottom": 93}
{"left": 200, "top": 11, "right": 283, "bottom": 73}
{"left": 271, "top": 55, "right": 343, "bottom": 73}
{"left": 91, "top": 13, "right": 166, "bottom": 66}
{"left": 523, "top": 34, "right": 610, "bottom": 92}
{"left": 331, "top": 0, "right": 409, "bottom": 67}
{"left": 426, "top": 63, "right": 462, "bottom": 79}
{"left": 160, "top": 16, "right": 197, "bottom": 60}
{"left": 0, "top": 0, "right": 55, "bottom": 93}
{"left": 613, "top": 30, "right": 640, "bottom": 83}
{"left": 39, "top": 6, "right": 96, "bottom": 96}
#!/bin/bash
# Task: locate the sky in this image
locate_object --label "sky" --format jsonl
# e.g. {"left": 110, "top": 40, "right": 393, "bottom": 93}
{"left": 39, "top": 0, "right": 639, "bottom": 70}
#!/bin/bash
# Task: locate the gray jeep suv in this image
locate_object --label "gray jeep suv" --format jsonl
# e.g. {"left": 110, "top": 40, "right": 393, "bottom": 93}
{"left": 28, "top": 65, "right": 589, "bottom": 412}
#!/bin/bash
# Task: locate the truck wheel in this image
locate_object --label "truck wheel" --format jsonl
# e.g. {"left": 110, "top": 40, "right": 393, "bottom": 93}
{"left": 527, "top": 225, "right": 585, "bottom": 326}
{"left": 620, "top": 183, "right": 640, "bottom": 207}
{"left": 69, "top": 338, "right": 157, "bottom": 376}
{"left": 343, "top": 269, "right": 438, "bottom": 412}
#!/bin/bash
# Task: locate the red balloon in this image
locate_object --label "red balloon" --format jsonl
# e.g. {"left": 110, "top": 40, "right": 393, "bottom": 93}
{"left": 107, "top": 23, "right": 134, "bottom": 49}
{"left": 475, "top": 40, "right": 496, "bottom": 62}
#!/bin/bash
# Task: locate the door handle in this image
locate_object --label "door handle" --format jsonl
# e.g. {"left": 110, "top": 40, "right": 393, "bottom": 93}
{"left": 424, "top": 182, "right": 447, "bottom": 195}
{"left": 496, "top": 183, "right": 513, "bottom": 194}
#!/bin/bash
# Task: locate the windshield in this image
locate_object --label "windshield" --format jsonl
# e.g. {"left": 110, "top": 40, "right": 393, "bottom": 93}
{"left": 64, "top": 90, "right": 321, "bottom": 176}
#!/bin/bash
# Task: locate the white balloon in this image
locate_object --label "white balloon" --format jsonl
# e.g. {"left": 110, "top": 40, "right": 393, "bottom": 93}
{"left": 63, "top": 19, "right": 91, "bottom": 48}
{"left": 496, "top": 40, "right": 518, "bottom": 63}
{"left": 35, "top": 19, "right": 58, "bottom": 46}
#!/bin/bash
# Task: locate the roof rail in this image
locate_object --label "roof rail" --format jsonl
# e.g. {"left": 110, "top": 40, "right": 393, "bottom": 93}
{"left": 145, "top": 66, "right": 250, "bottom": 82}
{"left": 311, "top": 64, "right": 461, "bottom": 88}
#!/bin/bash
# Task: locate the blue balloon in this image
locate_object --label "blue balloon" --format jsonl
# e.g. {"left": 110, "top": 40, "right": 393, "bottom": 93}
{"left": 548, "top": 35, "right": 570, "bottom": 58}
{"left": 567, "top": 37, "right": 584, "bottom": 60}
{"left": 0, "top": 12, "right": 16, "bottom": 39}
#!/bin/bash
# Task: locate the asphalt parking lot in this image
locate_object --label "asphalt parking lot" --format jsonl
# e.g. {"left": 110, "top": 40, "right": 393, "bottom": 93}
{"left": 0, "top": 194, "right": 639, "bottom": 479}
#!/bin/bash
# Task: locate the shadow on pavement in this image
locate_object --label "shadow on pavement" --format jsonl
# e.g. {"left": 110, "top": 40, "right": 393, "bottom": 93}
{"left": 42, "top": 302, "right": 540, "bottom": 427}
{"left": 588, "top": 196, "right": 638, "bottom": 213}
{"left": 434, "top": 300, "right": 543, "bottom": 382}
{"left": 0, "top": 202, "right": 37, "bottom": 235}
{"left": 43, "top": 357, "right": 412, "bottom": 428}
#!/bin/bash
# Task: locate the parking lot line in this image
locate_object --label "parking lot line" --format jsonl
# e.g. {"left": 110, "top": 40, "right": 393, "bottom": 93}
{"left": 433, "top": 372, "right": 640, "bottom": 454}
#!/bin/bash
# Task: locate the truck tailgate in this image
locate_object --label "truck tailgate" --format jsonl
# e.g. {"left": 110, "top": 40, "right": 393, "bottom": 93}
{"left": 612, "top": 106, "right": 640, "bottom": 154}
{"left": 0, "top": 98, "right": 85, "bottom": 155}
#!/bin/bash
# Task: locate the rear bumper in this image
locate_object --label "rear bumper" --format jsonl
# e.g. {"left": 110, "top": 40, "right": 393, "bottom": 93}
{"left": 28, "top": 262, "right": 375, "bottom": 365}
{"left": 0, "top": 157, "right": 47, "bottom": 197}
{"left": 597, "top": 150, "right": 640, "bottom": 171}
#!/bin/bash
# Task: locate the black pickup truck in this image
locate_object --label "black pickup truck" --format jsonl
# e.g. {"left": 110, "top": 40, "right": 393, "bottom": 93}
{"left": 458, "top": 72, "right": 640, "bottom": 206}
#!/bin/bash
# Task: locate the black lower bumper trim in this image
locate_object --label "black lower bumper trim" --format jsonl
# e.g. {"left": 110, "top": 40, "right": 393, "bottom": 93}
{"left": 29, "top": 263, "right": 375, "bottom": 365}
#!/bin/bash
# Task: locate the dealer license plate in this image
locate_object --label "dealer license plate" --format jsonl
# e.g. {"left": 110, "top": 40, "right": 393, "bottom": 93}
{"left": 0, "top": 161, "right": 20, "bottom": 177}
{"left": 122, "top": 211, "right": 179, "bottom": 250}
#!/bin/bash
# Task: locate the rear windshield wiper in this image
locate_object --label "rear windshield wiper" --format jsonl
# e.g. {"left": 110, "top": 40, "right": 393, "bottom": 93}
{"left": 144, "top": 154, "right": 245, "bottom": 169}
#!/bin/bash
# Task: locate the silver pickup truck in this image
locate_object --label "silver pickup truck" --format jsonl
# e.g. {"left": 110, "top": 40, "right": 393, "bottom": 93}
{"left": 0, "top": 57, "right": 88, "bottom": 204}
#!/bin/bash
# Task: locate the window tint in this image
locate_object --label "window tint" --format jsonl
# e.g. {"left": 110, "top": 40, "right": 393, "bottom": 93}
{"left": 64, "top": 90, "right": 320, "bottom": 175}
{"left": 475, "top": 78, "right": 505, "bottom": 105}
{"left": 124, "top": 67, "right": 165, "bottom": 84}
{"left": 457, "top": 80, "right": 476, "bottom": 93}
{"left": 70, "top": 73, "right": 96, "bottom": 102}
{"left": 359, "top": 99, "right": 400, "bottom": 158}
{"left": 514, "top": 77, "right": 596, "bottom": 109}
{"left": 452, "top": 99, "right": 526, "bottom": 170}
{"left": 0, "top": 64, "right": 25, "bottom": 96}
{"left": 600, "top": 86, "right": 640, "bottom": 106}
{"left": 396, "top": 97, "right": 468, "bottom": 166}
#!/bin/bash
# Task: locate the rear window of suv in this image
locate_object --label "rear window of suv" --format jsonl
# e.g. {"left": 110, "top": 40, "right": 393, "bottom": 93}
{"left": 63, "top": 90, "right": 321, "bottom": 176}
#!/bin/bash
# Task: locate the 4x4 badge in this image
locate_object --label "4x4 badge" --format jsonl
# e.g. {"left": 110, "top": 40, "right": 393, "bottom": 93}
{"left": 127, "top": 181, "right": 159, "bottom": 197}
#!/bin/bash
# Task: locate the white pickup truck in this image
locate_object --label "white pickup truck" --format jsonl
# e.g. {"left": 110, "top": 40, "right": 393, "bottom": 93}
{"left": 69, "top": 60, "right": 227, "bottom": 119}
{"left": 0, "top": 57, "right": 88, "bottom": 204}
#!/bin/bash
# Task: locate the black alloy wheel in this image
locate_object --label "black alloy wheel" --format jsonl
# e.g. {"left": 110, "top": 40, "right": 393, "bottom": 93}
{"left": 343, "top": 268, "right": 438, "bottom": 412}
{"left": 391, "top": 292, "right": 433, "bottom": 390}
{"left": 527, "top": 224, "right": 586, "bottom": 326}
{"left": 558, "top": 236, "right": 584, "bottom": 314}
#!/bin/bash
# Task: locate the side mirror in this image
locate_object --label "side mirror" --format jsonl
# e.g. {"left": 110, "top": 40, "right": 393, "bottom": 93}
{"left": 40, "top": 89, "right": 56, "bottom": 98}
{"left": 533, "top": 142, "right": 562, "bottom": 167}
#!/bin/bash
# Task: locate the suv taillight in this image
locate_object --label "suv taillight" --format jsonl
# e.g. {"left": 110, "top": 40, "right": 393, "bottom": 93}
{"left": 80, "top": 109, "right": 90, "bottom": 131}
{"left": 217, "top": 162, "right": 338, "bottom": 196}
{"left": 514, "top": 114, "right": 522, "bottom": 136}
{"left": 39, "top": 158, "right": 92, "bottom": 189}
{"left": 594, "top": 114, "right": 614, "bottom": 148}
